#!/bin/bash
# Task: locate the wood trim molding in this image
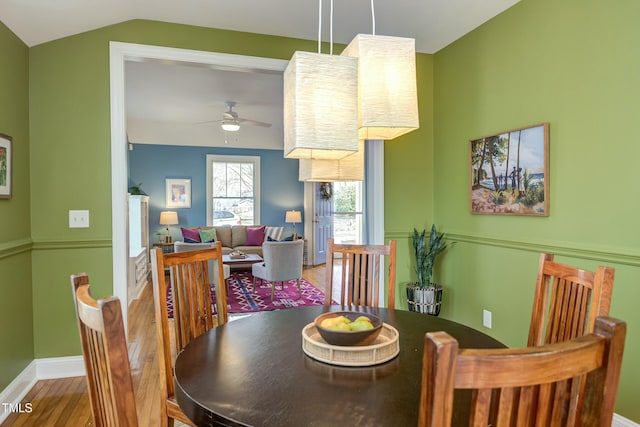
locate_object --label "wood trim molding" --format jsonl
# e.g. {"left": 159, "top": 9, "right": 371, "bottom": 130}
{"left": 0, "top": 238, "right": 32, "bottom": 260}
{"left": 30, "top": 239, "right": 111, "bottom": 251}
{"left": 385, "top": 231, "right": 640, "bottom": 267}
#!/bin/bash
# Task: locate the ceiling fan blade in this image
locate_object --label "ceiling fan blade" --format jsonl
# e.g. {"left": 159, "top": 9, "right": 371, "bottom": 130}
{"left": 193, "top": 119, "right": 223, "bottom": 125}
{"left": 237, "top": 118, "right": 272, "bottom": 128}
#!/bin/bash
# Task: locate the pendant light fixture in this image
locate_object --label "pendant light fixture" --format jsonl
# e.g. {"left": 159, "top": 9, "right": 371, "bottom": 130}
{"left": 299, "top": 140, "right": 365, "bottom": 182}
{"left": 341, "top": 0, "right": 419, "bottom": 140}
{"left": 284, "top": 0, "right": 359, "bottom": 160}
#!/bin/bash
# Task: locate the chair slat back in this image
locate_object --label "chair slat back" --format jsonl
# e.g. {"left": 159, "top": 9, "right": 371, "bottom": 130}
{"left": 528, "top": 253, "right": 615, "bottom": 346}
{"left": 324, "top": 238, "right": 397, "bottom": 308}
{"left": 419, "top": 316, "right": 626, "bottom": 427}
{"left": 70, "top": 273, "right": 138, "bottom": 427}
{"left": 150, "top": 243, "right": 226, "bottom": 426}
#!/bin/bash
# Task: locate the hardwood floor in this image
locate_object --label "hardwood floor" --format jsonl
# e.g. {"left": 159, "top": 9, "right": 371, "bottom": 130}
{"left": 1, "top": 265, "right": 326, "bottom": 427}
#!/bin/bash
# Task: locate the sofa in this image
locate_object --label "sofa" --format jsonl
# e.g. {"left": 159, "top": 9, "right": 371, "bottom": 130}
{"left": 179, "top": 225, "right": 285, "bottom": 257}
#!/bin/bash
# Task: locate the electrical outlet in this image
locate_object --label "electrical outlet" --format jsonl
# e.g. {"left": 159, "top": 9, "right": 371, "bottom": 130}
{"left": 69, "top": 210, "right": 90, "bottom": 228}
{"left": 483, "top": 309, "right": 492, "bottom": 328}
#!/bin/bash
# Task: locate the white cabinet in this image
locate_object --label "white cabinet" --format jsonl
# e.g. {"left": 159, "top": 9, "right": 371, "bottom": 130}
{"left": 128, "top": 195, "right": 150, "bottom": 302}
{"left": 128, "top": 248, "right": 148, "bottom": 302}
{"left": 129, "top": 195, "right": 149, "bottom": 257}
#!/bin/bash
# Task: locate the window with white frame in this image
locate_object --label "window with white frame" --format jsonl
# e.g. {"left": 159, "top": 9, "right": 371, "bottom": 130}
{"left": 206, "top": 155, "right": 260, "bottom": 226}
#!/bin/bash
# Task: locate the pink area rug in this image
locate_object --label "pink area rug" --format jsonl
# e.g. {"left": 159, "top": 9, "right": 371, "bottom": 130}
{"left": 167, "top": 271, "right": 328, "bottom": 317}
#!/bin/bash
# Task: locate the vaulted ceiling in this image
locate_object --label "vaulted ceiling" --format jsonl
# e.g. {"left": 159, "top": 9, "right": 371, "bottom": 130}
{"left": 1, "top": 0, "right": 521, "bottom": 149}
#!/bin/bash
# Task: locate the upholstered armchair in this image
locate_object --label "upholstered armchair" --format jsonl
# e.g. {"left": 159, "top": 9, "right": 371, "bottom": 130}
{"left": 252, "top": 239, "right": 304, "bottom": 301}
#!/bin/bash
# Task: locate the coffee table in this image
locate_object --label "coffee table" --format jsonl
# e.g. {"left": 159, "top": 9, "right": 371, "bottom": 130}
{"left": 222, "top": 253, "right": 263, "bottom": 270}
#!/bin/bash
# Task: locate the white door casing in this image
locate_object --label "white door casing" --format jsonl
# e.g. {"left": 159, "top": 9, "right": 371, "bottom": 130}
{"left": 110, "top": 42, "right": 287, "bottom": 330}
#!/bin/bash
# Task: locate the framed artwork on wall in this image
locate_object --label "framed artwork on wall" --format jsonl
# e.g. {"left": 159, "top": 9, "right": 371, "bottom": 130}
{"left": 166, "top": 178, "right": 191, "bottom": 208}
{"left": 470, "top": 123, "right": 549, "bottom": 216}
{"left": 0, "top": 133, "right": 12, "bottom": 199}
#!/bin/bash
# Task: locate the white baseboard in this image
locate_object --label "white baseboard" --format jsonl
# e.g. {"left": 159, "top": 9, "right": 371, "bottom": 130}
{"left": 1, "top": 356, "right": 638, "bottom": 426}
{"left": 614, "top": 414, "right": 640, "bottom": 427}
{"left": 35, "top": 356, "right": 85, "bottom": 380}
{"left": 0, "top": 361, "right": 37, "bottom": 424}
{"left": 0, "top": 356, "right": 85, "bottom": 423}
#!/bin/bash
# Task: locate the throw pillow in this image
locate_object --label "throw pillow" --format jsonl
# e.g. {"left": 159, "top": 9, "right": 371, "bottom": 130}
{"left": 266, "top": 234, "right": 295, "bottom": 242}
{"left": 246, "top": 225, "right": 266, "bottom": 246}
{"left": 264, "top": 226, "right": 284, "bottom": 242}
{"left": 181, "top": 227, "right": 201, "bottom": 243}
{"left": 199, "top": 228, "right": 217, "bottom": 243}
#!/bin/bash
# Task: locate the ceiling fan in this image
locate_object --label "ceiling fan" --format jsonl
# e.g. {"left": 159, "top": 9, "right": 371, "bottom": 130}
{"left": 199, "top": 101, "right": 272, "bottom": 132}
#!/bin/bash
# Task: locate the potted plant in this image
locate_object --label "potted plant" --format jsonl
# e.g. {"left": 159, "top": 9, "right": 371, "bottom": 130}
{"left": 128, "top": 182, "right": 146, "bottom": 195}
{"left": 406, "top": 224, "right": 453, "bottom": 316}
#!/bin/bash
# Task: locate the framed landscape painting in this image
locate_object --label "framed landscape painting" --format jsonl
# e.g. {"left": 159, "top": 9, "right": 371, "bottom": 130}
{"left": 166, "top": 178, "right": 191, "bottom": 208}
{"left": 0, "top": 133, "right": 12, "bottom": 199}
{"left": 470, "top": 123, "right": 549, "bottom": 216}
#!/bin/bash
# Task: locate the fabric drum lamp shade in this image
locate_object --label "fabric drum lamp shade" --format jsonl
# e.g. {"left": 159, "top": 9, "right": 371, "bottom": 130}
{"left": 283, "top": 51, "right": 359, "bottom": 160}
{"left": 299, "top": 140, "right": 365, "bottom": 182}
{"left": 159, "top": 211, "right": 178, "bottom": 226}
{"left": 341, "top": 34, "right": 419, "bottom": 140}
{"left": 285, "top": 210, "right": 302, "bottom": 224}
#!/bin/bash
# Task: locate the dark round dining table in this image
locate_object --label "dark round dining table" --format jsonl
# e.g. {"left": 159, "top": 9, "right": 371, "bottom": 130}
{"left": 174, "top": 305, "right": 505, "bottom": 427}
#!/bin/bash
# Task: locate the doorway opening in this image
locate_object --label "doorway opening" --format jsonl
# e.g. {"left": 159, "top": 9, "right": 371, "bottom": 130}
{"left": 110, "top": 42, "right": 287, "bottom": 330}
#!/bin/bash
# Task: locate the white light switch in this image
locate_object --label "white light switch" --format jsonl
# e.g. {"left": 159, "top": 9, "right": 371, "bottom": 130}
{"left": 69, "top": 210, "right": 90, "bottom": 228}
{"left": 483, "top": 309, "right": 492, "bottom": 329}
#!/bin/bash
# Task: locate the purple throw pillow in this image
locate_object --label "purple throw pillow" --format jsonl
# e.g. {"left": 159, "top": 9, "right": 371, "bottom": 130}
{"left": 181, "top": 227, "right": 201, "bottom": 243}
{"left": 246, "top": 226, "right": 266, "bottom": 246}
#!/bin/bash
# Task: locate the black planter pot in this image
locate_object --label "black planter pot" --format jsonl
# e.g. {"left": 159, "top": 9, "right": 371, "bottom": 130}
{"left": 406, "top": 283, "right": 442, "bottom": 316}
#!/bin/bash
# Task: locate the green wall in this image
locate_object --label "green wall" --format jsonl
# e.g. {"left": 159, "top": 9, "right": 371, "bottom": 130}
{"left": 0, "top": 22, "right": 33, "bottom": 390}
{"left": 385, "top": 52, "right": 434, "bottom": 297}
{"left": 432, "top": 0, "right": 640, "bottom": 420}
{"left": 27, "top": 21, "right": 435, "bottom": 359}
{"left": 27, "top": 21, "right": 310, "bottom": 358}
{"left": 5, "top": 2, "right": 639, "bottom": 421}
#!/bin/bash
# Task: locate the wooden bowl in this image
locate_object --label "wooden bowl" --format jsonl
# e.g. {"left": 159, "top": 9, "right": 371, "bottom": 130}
{"left": 314, "top": 312, "right": 383, "bottom": 346}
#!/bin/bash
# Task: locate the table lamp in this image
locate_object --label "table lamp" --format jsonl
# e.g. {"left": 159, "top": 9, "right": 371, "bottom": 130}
{"left": 285, "top": 210, "right": 302, "bottom": 240}
{"left": 159, "top": 211, "right": 178, "bottom": 243}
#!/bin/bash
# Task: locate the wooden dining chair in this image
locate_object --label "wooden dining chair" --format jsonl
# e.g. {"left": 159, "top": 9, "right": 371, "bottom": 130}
{"left": 528, "top": 253, "right": 615, "bottom": 346}
{"left": 324, "top": 237, "right": 397, "bottom": 309}
{"left": 70, "top": 273, "right": 138, "bottom": 427}
{"left": 419, "top": 316, "right": 626, "bottom": 427}
{"left": 150, "top": 243, "right": 227, "bottom": 427}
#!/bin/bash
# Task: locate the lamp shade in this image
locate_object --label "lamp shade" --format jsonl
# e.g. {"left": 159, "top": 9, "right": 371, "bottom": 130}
{"left": 299, "top": 140, "right": 365, "bottom": 182}
{"left": 341, "top": 34, "right": 419, "bottom": 140}
{"left": 159, "top": 211, "right": 178, "bottom": 225}
{"left": 285, "top": 210, "right": 302, "bottom": 224}
{"left": 283, "top": 51, "right": 359, "bottom": 160}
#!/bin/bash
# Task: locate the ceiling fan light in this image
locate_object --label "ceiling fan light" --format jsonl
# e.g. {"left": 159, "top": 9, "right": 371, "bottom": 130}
{"left": 221, "top": 120, "right": 240, "bottom": 132}
{"left": 341, "top": 34, "right": 419, "bottom": 140}
{"left": 284, "top": 51, "right": 359, "bottom": 160}
{"left": 298, "top": 140, "right": 365, "bottom": 182}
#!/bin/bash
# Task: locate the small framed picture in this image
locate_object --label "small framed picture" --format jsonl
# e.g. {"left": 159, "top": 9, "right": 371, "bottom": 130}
{"left": 0, "top": 133, "right": 12, "bottom": 199}
{"left": 166, "top": 178, "right": 191, "bottom": 208}
{"left": 470, "top": 123, "right": 549, "bottom": 216}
